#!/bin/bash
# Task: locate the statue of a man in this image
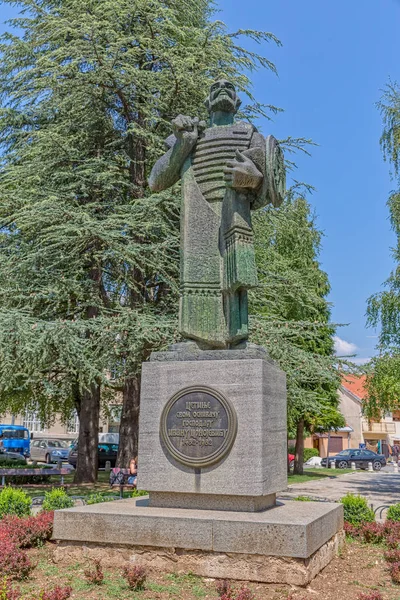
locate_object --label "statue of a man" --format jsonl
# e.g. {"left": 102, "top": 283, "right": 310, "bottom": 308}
{"left": 149, "top": 79, "right": 285, "bottom": 349}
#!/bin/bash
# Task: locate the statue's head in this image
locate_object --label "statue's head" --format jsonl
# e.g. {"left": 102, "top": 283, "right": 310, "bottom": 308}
{"left": 205, "top": 79, "right": 241, "bottom": 115}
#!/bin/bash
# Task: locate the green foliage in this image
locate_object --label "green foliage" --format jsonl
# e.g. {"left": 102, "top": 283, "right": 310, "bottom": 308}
{"left": 250, "top": 195, "right": 343, "bottom": 441}
{"left": 0, "top": 0, "right": 340, "bottom": 479}
{"left": 340, "top": 493, "right": 375, "bottom": 527}
{"left": 387, "top": 503, "right": 400, "bottom": 522}
{"left": 86, "top": 493, "right": 116, "bottom": 505}
{"left": 293, "top": 495, "right": 313, "bottom": 502}
{"left": 0, "top": 487, "right": 31, "bottom": 518}
{"left": 0, "top": 459, "right": 26, "bottom": 468}
{"left": 131, "top": 489, "right": 148, "bottom": 498}
{"left": 41, "top": 488, "right": 74, "bottom": 512}
{"left": 0, "top": 0, "right": 282, "bottom": 450}
{"left": 365, "top": 82, "right": 400, "bottom": 414}
{"left": 304, "top": 448, "right": 319, "bottom": 461}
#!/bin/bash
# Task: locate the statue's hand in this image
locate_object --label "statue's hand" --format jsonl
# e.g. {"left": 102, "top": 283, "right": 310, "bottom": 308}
{"left": 172, "top": 115, "right": 199, "bottom": 148}
{"left": 224, "top": 150, "right": 263, "bottom": 191}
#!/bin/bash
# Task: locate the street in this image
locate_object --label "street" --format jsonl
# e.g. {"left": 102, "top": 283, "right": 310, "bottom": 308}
{"left": 281, "top": 468, "right": 400, "bottom": 517}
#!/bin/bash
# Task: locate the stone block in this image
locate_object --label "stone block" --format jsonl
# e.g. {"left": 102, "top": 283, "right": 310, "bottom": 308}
{"left": 137, "top": 357, "right": 287, "bottom": 503}
{"left": 148, "top": 492, "right": 276, "bottom": 512}
{"left": 52, "top": 497, "right": 343, "bottom": 560}
{"left": 53, "top": 531, "right": 345, "bottom": 586}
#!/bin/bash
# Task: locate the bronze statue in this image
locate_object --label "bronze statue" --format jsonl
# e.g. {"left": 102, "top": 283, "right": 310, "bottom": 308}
{"left": 149, "top": 79, "right": 285, "bottom": 349}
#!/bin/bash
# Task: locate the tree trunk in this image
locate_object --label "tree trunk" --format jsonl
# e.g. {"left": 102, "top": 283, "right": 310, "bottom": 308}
{"left": 293, "top": 418, "right": 305, "bottom": 475}
{"left": 116, "top": 375, "right": 141, "bottom": 468}
{"left": 74, "top": 384, "right": 100, "bottom": 484}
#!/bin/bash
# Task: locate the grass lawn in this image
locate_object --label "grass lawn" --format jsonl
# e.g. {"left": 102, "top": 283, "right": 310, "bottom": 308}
{"left": 15, "top": 471, "right": 128, "bottom": 501}
{"left": 288, "top": 467, "right": 355, "bottom": 485}
{"left": 9, "top": 468, "right": 360, "bottom": 497}
{"left": 13, "top": 538, "right": 400, "bottom": 600}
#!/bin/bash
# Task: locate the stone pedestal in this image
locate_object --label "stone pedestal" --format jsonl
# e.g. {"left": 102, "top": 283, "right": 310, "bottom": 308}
{"left": 52, "top": 497, "right": 344, "bottom": 586}
{"left": 52, "top": 346, "right": 344, "bottom": 584}
{"left": 138, "top": 348, "right": 287, "bottom": 511}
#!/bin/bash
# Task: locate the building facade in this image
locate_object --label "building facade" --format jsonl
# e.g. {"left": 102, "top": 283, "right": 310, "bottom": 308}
{"left": 1, "top": 407, "right": 121, "bottom": 441}
{"left": 305, "top": 374, "right": 399, "bottom": 457}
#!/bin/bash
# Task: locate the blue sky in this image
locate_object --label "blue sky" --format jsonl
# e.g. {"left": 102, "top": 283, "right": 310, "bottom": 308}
{"left": 1, "top": 0, "right": 399, "bottom": 362}
{"left": 216, "top": 0, "right": 400, "bottom": 363}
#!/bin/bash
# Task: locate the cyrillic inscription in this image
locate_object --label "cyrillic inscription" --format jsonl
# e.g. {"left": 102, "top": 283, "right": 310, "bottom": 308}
{"left": 160, "top": 386, "right": 237, "bottom": 468}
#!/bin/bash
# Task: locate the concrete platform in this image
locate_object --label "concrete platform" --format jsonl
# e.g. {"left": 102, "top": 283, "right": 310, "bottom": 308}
{"left": 52, "top": 497, "right": 343, "bottom": 584}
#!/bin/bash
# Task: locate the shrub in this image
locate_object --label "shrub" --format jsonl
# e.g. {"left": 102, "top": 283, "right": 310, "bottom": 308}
{"left": 387, "top": 504, "right": 400, "bottom": 522}
{"left": 385, "top": 534, "right": 399, "bottom": 549}
{"left": 84, "top": 560, "right": 104, "bottom": 585}
{"left": 344, "top": 522, "right": 360, "bottom": 538}
{"left": 287, "top": 448, "right": 319, "bottom": 463}
{"left": 122, "top": 565, "right": 146, "bottom": 590}
{"left": 357, "top": 593, "right": 383, "bottom": 600}
{"left": 41, "top": 489, "right": 74, "bottom": 512}
{"left": 38, "top": 586, "right": 72, "bottom": 600}
{"left": 0, "top": 488, "right": 31, "bottom": 519}
{"left": 0, "top": 578, "right": 20, "bottom": 600}
{"left": 384, "top": 549, "right": 400, "bottom": 563}
{"left": 0, "top": 513, "right": 54, "bottom": 548}
{"left": 235, "top": 586, "right": 255, "bottom": 600}
{"left": 0, "top": 539, "right": 33, "bottom": 580}
{"left": 341, "top": 494, "right": 375, "bottom": 527}
{"left": 130, "top": 489, "right": 148, "bottom": 498}
{"left": 293, "top": 496, "right": 313, "bottom": 502}
{"left": 360, "top": 522, "right": 384, "bottom": 544}
{"left": 304, "top": 448, "right": 319, "bottom": 462}
{"left": 390, "top": 561, "right": 400, "bottom": 583}
{"left": 0, "top": 460, "right": 26, "bottom": 469}
{"left": 216, "top": 580, "right": 233, "bottom": 599}
{"left": 86, "top": 494, "right": 116, "bottom": 505}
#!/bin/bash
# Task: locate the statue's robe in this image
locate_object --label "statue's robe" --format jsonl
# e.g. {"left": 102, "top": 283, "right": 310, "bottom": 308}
{"left": 165, "top": 121, "right": 280, "bottom": 348}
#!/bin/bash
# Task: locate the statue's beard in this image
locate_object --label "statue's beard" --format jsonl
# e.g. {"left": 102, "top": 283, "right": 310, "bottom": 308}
{"left": 209, "top": 92, "right": 237, "bottom": 114}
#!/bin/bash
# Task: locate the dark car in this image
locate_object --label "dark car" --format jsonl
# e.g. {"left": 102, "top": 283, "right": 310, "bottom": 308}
{"left": 321, "top": 448, "right": 386, "bottom": 471}
{"left": 68, "top": 443, "right": 118, "bottom": 469}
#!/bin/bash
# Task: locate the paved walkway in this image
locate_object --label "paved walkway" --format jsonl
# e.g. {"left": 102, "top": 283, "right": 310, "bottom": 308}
{"left": 280, "top": 469, "right": 400, "bottom": 516}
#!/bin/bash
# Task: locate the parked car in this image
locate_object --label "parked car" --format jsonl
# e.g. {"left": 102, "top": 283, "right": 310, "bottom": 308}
{"left": 68, "top": 443, "right": 119, "bottom": 469}
{"left": 30, "top": 439, "right": 70, "bottom": 464}
{"left": 321, "top": 449, "right": 386, "bottom": 471}
{"left": 305, "top": 456, "right": 323, "bottom": 468}
{"left": 0, "top": 448, "right": 27, "bottom": 464}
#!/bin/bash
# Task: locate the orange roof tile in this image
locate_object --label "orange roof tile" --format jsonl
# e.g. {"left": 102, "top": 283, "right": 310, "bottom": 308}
{"left": 341, "top": 374, "right": 367, "bottom": 400}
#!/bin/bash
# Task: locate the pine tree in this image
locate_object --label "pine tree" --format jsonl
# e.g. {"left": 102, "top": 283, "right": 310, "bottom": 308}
{"left": 366, "top": 81, "right": 400, "bottom": 414}
{"left": 250, "top": 191, "right": 343, "bottom": 474}
{"left": 0, "top": 0, "right": 280, "bottom": 481}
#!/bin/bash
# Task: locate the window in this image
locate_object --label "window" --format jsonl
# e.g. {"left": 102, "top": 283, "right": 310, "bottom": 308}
{"left": 48, "top": 440, "right": 68, "bottom": 448}
{"left": 67, "top": 412, "right": 79, "bottom": 434}
{"left": 1, "top": 429, "right": 28, "bottom": 439}
{"left": 329, "top": 436, "right": 343, "bottom": 453}
{"left": 363, "top": 450, "right": 376, "bottom": 457}
{"left": 22, "top": 413, "right": 44, "bottom": 433}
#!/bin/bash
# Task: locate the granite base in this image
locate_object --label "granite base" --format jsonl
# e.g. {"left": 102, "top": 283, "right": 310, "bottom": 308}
{"left": 52, "top": 497, "right": 343, "bottom": 584}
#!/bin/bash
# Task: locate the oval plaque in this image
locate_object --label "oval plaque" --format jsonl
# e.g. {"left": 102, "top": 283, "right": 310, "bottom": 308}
{"left": 160, "top": 385, "right": 237, "bottom": 468}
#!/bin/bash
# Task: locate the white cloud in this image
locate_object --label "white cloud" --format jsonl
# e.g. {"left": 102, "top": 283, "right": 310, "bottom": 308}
{"left": 348, "top": 357, "right": 371, "bottom": 366}
{"left": 333, "top": 336, "right": 358, "bottom": 356}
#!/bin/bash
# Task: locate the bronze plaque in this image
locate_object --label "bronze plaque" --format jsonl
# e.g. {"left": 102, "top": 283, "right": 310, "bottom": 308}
{"left": 160, "top": 385, "right": 237, "bottom": 468}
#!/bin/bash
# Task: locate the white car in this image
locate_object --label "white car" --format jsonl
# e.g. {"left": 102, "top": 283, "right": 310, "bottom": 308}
{"left": 304, "top": 456, "right": 322, "bottom": 468}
